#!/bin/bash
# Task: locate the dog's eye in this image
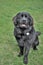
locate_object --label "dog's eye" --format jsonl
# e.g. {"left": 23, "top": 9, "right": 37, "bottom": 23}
{"left": 21, "top": 14, "right": 23, "bottom": 17}
{"left": 25, "top": 15, "right": 27, "bottom": 18}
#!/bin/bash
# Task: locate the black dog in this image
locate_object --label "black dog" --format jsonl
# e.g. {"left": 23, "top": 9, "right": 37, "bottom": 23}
{"left": 12, "top": 12, "right": 41, "bottom": 64}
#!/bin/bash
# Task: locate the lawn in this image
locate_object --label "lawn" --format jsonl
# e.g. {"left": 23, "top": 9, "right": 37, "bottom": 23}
{"left": 0, "top": 0, "right": 43, "bottom": 65}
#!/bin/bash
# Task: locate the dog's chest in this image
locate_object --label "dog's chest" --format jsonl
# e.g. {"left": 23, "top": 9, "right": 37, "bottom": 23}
{"left": 25, "top": 32, "right": 36, "bottom": 44}
{"left": 26, "top": 33, "right": 33, "bottom": 40}
{"left": 23, "top": 29, "right": 33, "bottom": 39}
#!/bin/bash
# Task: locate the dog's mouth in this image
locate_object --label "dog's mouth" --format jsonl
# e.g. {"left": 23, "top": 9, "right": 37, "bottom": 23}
{"left": 19, "top": 24, "right": 27, "bottom": 28}
{"left": 20, "top": 24, "right": 26, "bottom": 27}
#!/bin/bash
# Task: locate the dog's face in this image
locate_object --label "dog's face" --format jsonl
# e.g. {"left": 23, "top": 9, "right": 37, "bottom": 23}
{"left": 13, "top": 12, "right": 33, "bottom": 29}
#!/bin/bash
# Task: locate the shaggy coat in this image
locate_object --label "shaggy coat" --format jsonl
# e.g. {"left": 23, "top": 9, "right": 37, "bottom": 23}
{"left": 12, "top": 12, "right": 41, "bottom": 64}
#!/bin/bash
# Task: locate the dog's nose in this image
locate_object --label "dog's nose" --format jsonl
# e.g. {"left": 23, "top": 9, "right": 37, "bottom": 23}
{"left": 22, "top": 20, "right": 26, "bottom": 24}
{"left": 22, "top": 19, "right": 26, "bottom": 22}
{"left": 21, "top": 17, "right": 27, "bottom": 23}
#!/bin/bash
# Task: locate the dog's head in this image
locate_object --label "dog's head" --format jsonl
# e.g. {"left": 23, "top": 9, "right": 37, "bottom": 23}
{"left": 12, "top": 12, "right": 33, "bottom": 30}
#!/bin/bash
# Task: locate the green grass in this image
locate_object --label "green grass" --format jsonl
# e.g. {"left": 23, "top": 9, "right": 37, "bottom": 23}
{"left": 0, "top": 0, "right": 43, "bottom": 65}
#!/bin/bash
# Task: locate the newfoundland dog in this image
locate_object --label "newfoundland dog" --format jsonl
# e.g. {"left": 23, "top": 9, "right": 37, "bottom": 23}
{"left": 12, "top": 12, "right": 41, "bottom": 64}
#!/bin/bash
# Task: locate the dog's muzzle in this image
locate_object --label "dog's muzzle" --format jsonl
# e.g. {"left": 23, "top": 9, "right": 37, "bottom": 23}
{"left": 19, "top": 17, "right": 28, "bottom": 28}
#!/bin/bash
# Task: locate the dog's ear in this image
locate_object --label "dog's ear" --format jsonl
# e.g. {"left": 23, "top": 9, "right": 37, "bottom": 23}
{"left": 29, "top": 16, "right": 33, "bottom": 26}
{"left": 12, "top": 16, "right": 17, "bottom": 26}
{"left": 12, "top": 12, "right": 20, "bottom": 26}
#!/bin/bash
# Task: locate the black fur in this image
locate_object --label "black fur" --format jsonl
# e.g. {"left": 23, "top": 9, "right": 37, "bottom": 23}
{"left": 12, "top": 12, "right": 41, "bottom": 64}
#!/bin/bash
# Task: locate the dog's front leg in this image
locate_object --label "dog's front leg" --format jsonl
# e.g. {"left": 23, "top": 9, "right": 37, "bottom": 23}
{"left": 18, "top": 46, "right": 24, "bottom": 57}
{"left": 23, "top": 43, "right": 31, "bottom": 64}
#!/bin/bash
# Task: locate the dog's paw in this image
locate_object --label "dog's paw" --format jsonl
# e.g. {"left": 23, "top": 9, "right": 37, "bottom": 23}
{"left": 33, "top": 47, "right": 38, "bottom": 50}
{"left": 18, "top": 53, "right": 23, "bottom": 57}
{"left": 18, "top": 54, "right": 22, "bottom": 57}
{"left": 24, "top": 60, "right": 28, "bottom": 64}
{"left": 23, "top": 57, "right": 28, "bottom": 64}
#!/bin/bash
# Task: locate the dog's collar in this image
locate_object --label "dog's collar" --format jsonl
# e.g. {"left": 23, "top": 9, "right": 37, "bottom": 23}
{"left": 26, "top": 32, "right": 30, "bottom": 35}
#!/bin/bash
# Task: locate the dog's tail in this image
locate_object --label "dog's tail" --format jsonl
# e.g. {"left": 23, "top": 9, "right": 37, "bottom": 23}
{"left": 36, "top": 31, "right": 41, "bottom": 36}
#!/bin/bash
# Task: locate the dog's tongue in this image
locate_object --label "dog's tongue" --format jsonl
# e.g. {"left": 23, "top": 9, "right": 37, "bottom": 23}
{"left": 21, "top": 24, "right": 26, "bottom": 27}
{"left": 20, "top": 24, "right": 27, "bottom": 28}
